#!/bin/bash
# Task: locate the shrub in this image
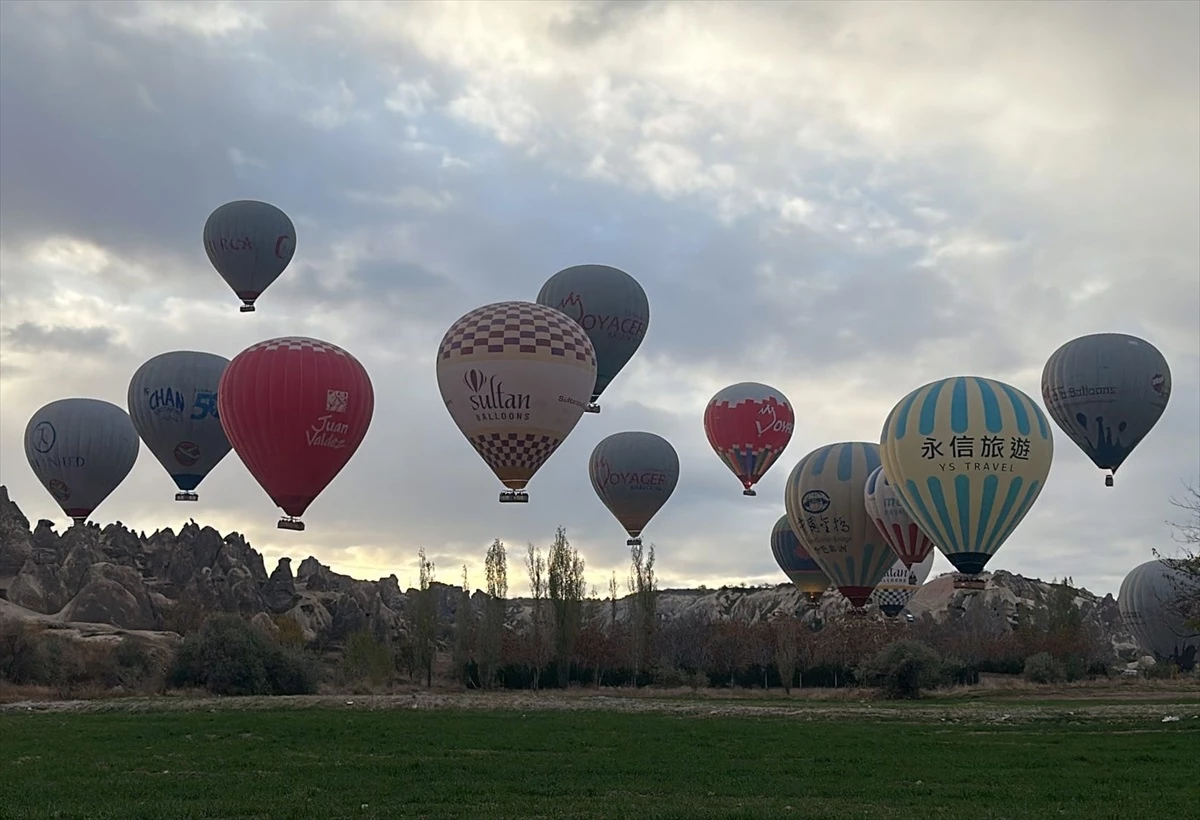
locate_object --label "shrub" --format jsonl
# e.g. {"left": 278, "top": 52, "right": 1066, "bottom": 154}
{"left": 1023, "top": 651, "right": 1064, "bottom": 684}
{"left": 169, "top": 614, "right": 320, "bottom": 695}
{"left": 341, "top": 629, "right": 394, "bottom": 687}
{"left": 0, "top": 618, "right": 52, "bottom": 685}
{"left": 273, "top": 615, "right": 307, "bottom": 649}
{"left": 1144, "top": 660, "right": 1178, "bottom": 680}
{"left": 858, "top": 640, "right": 942, "bottom": 699}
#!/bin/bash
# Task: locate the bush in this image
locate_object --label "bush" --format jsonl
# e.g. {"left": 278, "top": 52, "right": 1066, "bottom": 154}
{"left": 0, "top": 618, "right": 52, "bottom": 685}
{"left": 1144, "top": 660, "right": 1178, "bottom": 680}
{"left": 1023, "top": 651, "right": 1064, "bottom": 684}
{"left": 858, "top": 640, "right": 942, "bottom": 699}
{"left": 169, "top": 614, "right": 320, "bottom": 695}
{"left": 341, "top": 629, "right": 394, "bottom": 687}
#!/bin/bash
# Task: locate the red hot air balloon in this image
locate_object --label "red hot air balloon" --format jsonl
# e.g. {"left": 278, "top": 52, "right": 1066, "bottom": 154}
{"left": 218, "top": 337, "right": 374, "bottom": 531}
{"left": 703, "top": 382, "right": 794, "bottom": 496}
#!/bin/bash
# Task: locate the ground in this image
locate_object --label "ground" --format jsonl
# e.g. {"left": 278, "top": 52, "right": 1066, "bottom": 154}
{"left": 1, "top": 687, "right": 1198, "bottom": 819}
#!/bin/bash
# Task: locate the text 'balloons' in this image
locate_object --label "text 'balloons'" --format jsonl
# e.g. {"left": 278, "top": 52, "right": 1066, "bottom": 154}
{"left": 203, "top": 200, "right": 296, "bottom": 313}
{"left": 704, "top": 382, "right": 794, "bottom": 496}
{"left": 589, "top": 432, "right": 679, "bottom": 546}
{"left": 436, "top": 301, "right": 597, "bottom": 503}
{"left": 1041, "top": 333, "right": 1171, "bottom": 487}
{"left": 127, "top": 351, "right": 232, "bottom": 502}
{"left": 880, "top": 376, "right": 1054, "bottom": 577}
{"left": 24, "top": 398, "right": 140, "bottom": 525}
{"left": 769, "top": 514, "right": 830, "bottom": 603}
{"left": 217, "top": 337, "right": 374, "bottom": 530}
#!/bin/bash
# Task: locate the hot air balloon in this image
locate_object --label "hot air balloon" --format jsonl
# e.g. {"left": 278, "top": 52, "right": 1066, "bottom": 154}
{"left": 589, "top": 432, "right": 679, "bottom": 546}
{"left": 870, "top": 551, "right": 935, "bottom": 619}
{"left": 880, "top": 376, "right": 1053, "bottom": 580}
{"left": 203, "top": 200, "right": 296, "bottom": 313}
{"left": 704, "top": 382, "right": 794, "bottom": 496}
{"left": 1041, "top": 333, "right": 1171, "bottom": 487}
{"left": 864, "top": 465, "right": 937, "bottom": 569}
{"left": 536, "top": 264, "right": 649, "bottom": 414}
{"left": 24, "top": 398, "right": 140, "bottom": 525}
{"left": 436, "top": 301, "right": 597, "bottom": 503}
{"left": 770, "top": 514, "right": 829, "bottom": 603}
{"left": 784, "top": 442, "right": 896, "bottom": 608}
{"left": 127, "top": 351, "right": 232, "bottom": 502}
{"left": 217, "top": 337, "right": 374, "bottom": 530}
{"left": 1118, "top": 560, "right": 1199, "bottom": 671}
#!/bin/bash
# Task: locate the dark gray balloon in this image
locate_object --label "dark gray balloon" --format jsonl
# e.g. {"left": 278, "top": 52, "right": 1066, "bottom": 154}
{"left": 203, "top": 200, "right": 296, "bottom": 312}
{"left": 1041, "top": 333, "right": 1171, "bottom": 486}
{"left": 537, "top": 264, "right": 649, "bottom": 412}
{"left": 1118, "top": 560, "right": 1198, "bottom": 671}
{"left": 589, "top": 431, "right": 679, "bottom": 545}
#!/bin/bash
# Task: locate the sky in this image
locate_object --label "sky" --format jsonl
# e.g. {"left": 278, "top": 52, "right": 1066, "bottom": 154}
{"left": 1, "top": 0, "right": 1197, "bottom": 599}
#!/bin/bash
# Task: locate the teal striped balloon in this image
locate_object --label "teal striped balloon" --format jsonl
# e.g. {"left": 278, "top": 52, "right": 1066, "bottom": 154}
{"left": 879, "top": 376, "right": 1054, "bottom": 576}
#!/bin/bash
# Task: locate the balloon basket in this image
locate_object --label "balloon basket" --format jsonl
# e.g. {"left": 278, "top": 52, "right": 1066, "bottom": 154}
{"left": 952, "top": 573, "right": 986, "bottom": 591}
{"left": 626, "top": 537, "right": 642, "bottom": 546}
{"left": 1105, "top": 474, "right": 1114, "bottom": 487}
{"left": 499, "top": 491, "right": 529, "bottom": 504}
{"left": 174, "top": 492, "right": 199, "bottom": 502}
{"left": 239, "top": 304, "right": 256, "bottom": 313}
{"left": 585, "top": 403, "right": 601, "bottom": 414}
{"left": 277, "top": 517, "right": 305, "bottom": 531}
{"left": 742, "top": 488, "right": 757, "bottom": 497}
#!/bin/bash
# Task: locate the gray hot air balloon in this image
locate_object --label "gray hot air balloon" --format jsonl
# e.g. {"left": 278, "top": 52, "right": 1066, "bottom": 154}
{"left": 1118, "top": 560, "right": 1198, "bottom": 671}
{"left": 127, "top": 351, "right": 232, "bottom": 502}
{"left": 588, "top": 431, "right": 679, "bottom": 546}
{"left": 1041, "top": 333, "right": 1171, "bottom": 487}
{"left": 537, "top": 264, "right": 650, "bottom": 413}
{"left": 203, "top": 199, "right": 296, "bottom": 312}
{"left": 24, "top": 398, "right": 140, "bottom": 525}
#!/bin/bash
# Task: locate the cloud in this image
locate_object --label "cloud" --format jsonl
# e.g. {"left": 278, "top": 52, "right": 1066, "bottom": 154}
{"left": 0, "top": 0, "right": 1196, "bottom": 598}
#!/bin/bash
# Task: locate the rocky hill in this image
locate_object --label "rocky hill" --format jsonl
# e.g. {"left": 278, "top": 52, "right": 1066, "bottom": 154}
{"left": 0, "top": 486, "right": 1138, "bottom": 657}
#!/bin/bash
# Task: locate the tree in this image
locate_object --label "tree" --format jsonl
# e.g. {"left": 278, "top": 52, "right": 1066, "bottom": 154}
{"left": 608, "top": 571, "right": 620, "bottom": 627}
{"left": 1159, "top": 483, "right": 1200, "bottom": 631}
{"left": 452, "top": 564, "right": 474, "bottom": 687}
{"left": 547, "top": 526, "right": 587, "bottom": 687}
{"left": 414, "top": 548, "right": 437, "bottom": 687}
{"left": 626, "top": 542, "right": 657, "bottom": 684}
{"left": 774, "top": 618, "right": 799, "bottom": 694}
{"left": 478, "top": 538, "right": 508, "bottom": 689}
{"left": 525, "top": 541, "right": 553, "bottom": 689}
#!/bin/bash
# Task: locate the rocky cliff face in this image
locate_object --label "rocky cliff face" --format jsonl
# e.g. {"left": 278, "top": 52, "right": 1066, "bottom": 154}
{"left": 0, "top": 486, "right": 1137, "bottom": 657}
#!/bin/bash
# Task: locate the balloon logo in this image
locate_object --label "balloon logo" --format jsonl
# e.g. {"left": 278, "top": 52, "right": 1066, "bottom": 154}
{"left": 203, "top": 200, "right": 296, "bottom": 313}
{"left": 784, "top": 441, "right": 896, "bottom": 608}
{"left": 704, "top": 382, "right": 794, "bottom": 496}
{"left": 218, "top": 337, "right": 374, "bottom": 530}
{"left": 1041, "top": 333, "right": 1171, "bottom": 487}
{"left": 864, "top": 465, "right": 937, "bottom": 569}
{"left": 24, "top": 398, "right": 140, "bottom": 525}
{"left": 880, "top": 376, "right": 1053, "bottom": 577}
{"left": 769, "top": 514, "right": 829, "bottom": 603}
{"left": 588, "top": 431, "right": 679, "bottom": 546}
{"left": 436, "top": 301, "right": 597, "bottom": 503}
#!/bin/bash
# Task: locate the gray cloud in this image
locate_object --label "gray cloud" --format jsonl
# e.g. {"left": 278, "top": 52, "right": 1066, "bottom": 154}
{"left": 1, "top": 322, "right": 121, "bottom": 355}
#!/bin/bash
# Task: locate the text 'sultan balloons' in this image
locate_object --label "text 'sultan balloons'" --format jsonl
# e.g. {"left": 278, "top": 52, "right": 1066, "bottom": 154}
{"left": 536, "top": 264, "right": 649, "bottom": 413}
{"left": 784, "top": 442, "right": 895, "bottom": 608}
{"left": 704, "top": 382, "right": 794, "bottom": 497}
{"left": 770, "top": 515, "right": 829, "bottom": 603}
{"left": 880, "top": 376, "right": 1053, "bottom": 577}
{"left": 1041, "top": 333, "right": 1171, "bottom": 487}
{"left": 218, "top": 337, "right": 374, "bottom": 531}
{"left": 203, "top": 200, "right": 296, "bottom": 313}
{"left": 24, "top": 398, "right": 140, "bottom": 525}
{"left": 127, "top": 351, "right": 232, "bottom": 502}
{"left": 1119, "top": 560, "right": 1199, "bottom": 671}
{"left": 436, "top": 302, "right": 597, "bottom": 503}
{"left": 870, "top": 551, "right": 935, "bottom": 619}
{"left": 589, "top": 432, "right": 679, "bottom": 546}
{"left": 864, "top": 465, "right": 936, "bottom": 569}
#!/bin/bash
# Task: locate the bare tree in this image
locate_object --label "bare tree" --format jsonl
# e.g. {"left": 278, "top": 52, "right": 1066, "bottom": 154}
{"left": 608, "top": 571, "right": 620, "bottom": 627}
{"left": 452, "top": 564, "right": 474, "bottom": 687}
{"left": 626, "top": 542, "right": 657, "bottom": 684}
{"left": 774, "top": 618, "right": 799, "bottom": 694}
{"left": 478, "top": 538, "right": 508, "bottom": 689}
{"left": 525, "top": 541, "right": 553, "bottom": 689}
{"left": 547, "top": 526, "right": 587, "bottom": 687}
{"left": 414, "top": 548, "right": 437, "bottom": 688}
{"left": 1158, "top": 483, "right": 1200, "bottom": 630}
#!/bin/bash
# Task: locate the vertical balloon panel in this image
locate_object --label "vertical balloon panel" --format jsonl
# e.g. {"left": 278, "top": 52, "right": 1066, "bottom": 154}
{"left": 880, "top": 376, "right": 1053, "bottom": 577}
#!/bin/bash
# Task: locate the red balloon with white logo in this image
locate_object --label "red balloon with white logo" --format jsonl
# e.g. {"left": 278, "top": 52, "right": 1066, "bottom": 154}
{"left": 703, "top": 382, "right": 794, "bottom": 496}
{"left": 218, "top": 337, "right": 374, "bottom": 531}
{"left": 863, "top": 465, "right": 937, "bottom": 569}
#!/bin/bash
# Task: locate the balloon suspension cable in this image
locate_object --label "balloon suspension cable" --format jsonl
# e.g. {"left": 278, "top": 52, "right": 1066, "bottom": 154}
{"left": 742, "top": 488, "right": 757, "bottom": 497}
{"left": 585, "top": 403, "right": 601, "bottom": 414}
{"left": 1105, "top": 472, "right": 1114, "bottom": 487}
{"left": 175, "top": 492, "right": 199, "bottom": 502}
{"left": 277, "top": 517, "right": 305, "bottom": 532}
{"left": 499, "top": 490, "right": 529, "bottom": 504}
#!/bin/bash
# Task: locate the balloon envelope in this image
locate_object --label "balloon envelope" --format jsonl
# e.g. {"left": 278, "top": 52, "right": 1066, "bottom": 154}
{"left": 880, "top": 376, "right": 1054, "bottom": 576}
{"left": 24, "top": 398, "right": 140, "bottom": 524}
{"left": 536, "top": 264, "right": 649, "bottom": 409}
{"left": 589, "top": 432, "right": 679, "bottom": 544}
{"left": 127, "top": 350, "right": 232, "bottom": 500}
{"left": 218, "top": 337, "right": 374, "bottom": 527}
{"left": 436, "top": 301, "right": 597, "bottom": 498}
{"left": 1041, "top": 333, "right": 1171, "bottom": 485}
{"left": 203, "top": 200, "right": 296, "bottom": 312}
{"left": 864, "top": 465, "right": 937, "bottom": 569}
{"left": 1118, "top": 560, "right": 1199, "bottom": 671}
{"left": 784, "top": 441, "right": 895, "bottom": 607}
{"left": 704, "top": 382, "right": 794, "bottom": 495}
{"left": 770, "top": 514, "right": 829, "bottom": 602}
{"left": 871, "top": 551, "right": 935, "bottom": 618}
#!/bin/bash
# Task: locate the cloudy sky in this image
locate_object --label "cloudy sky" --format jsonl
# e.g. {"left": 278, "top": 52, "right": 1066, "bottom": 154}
{"left": 1, "top": 0, "right": 1197, "bottom": 599}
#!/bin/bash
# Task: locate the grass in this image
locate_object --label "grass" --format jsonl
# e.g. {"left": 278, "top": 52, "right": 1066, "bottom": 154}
{"left": 1, "top": 705, "right": 1197, "bottom": 819}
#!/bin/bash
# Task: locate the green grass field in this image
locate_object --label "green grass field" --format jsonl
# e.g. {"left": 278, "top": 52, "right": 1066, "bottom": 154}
{"left": 2, "top": 699, "right": 1197, "bottom": 819}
